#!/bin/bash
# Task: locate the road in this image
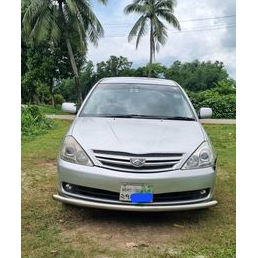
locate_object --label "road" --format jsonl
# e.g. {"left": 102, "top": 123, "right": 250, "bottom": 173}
{"left": 46, "top": 114, "right": 236, "bottom": 124}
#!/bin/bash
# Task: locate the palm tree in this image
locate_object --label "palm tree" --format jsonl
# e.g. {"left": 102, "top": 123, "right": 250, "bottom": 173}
{"left": 124, "top": 0, "right": 181, "bottom": 77}
{"left": 22, "top": 0, "right": 107, "bottom": 106}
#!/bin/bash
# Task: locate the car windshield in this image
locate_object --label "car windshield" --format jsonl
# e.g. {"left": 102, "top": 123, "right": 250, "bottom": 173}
{"left": 80, "top": 83, "right": 195, "bottom": 120}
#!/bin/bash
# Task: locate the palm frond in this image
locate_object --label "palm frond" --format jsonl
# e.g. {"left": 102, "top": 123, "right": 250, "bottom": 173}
{"left": 128, "top": 15, "right": 147, "bottom": 42}
{"left": 23, "top": 0, "right": 106, "bottom": 48}
{"left": 65, "top": 1, "right": 86, "bottom": 40}
{"left": 66, "top": 0, "right": 79, "bottom": 16}
{"left": 96, "top": 0, "right": 108, "bottom": 4}
{"left": 61, "top": 0, "right": 104, "bottom": 47}
{"left": 74, "top": 0, "right": 104, "bottom": 45}
{"left": 157, "top": 10, "right": 181, "bottom": 30}
{"left": 50, "top": 6, "right": 61, "bottom": 44}
{"left": 155, "top": 41, "right": 160, "bottom": 53}
{"left": 64, "top": 4, "right": 86, "bottom": 52}
{"left": 153, "top": 15, "right": 168, "bottom": 47}
{"left": 124, "top": 3, "right": 146, "bottom": 14}
{"left": 125, "top": 0, "right": 180, "bottom": 56}
{"left": 23, "top": 1, "right": 55, "bottom": 44}
{"left": 154, "top": 0, "right": 177, "bottom": 12}
{"left": 135, "top": 17, "right": 148, "bottom": 49}
{"left": 22, "top": 0, "right": 49, "bottom": 40}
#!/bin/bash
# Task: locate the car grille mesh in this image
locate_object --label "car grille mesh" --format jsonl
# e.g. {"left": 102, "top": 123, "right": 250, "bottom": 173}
{"left": 92, "top": 150, "right": 183, "bottom": 172}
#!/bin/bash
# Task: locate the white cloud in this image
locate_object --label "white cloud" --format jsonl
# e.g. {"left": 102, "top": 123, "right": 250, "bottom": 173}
{"left": 88, "top": 0, "right": 236, "bottom": 78}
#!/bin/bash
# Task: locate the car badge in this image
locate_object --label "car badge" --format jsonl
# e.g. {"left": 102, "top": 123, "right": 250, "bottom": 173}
{"left": 130, "top": 158, "right": 146, "bottom": 167}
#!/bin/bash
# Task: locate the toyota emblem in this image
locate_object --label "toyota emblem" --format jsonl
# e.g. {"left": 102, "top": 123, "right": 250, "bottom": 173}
{"left": 130, "top": 158, "right": 146, "bottom": 167}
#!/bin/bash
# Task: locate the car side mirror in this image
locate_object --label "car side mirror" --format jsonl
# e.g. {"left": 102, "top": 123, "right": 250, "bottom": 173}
{"left": 62, "top": 102, "right": 77, "bottom": 114}
{"left": 199, "top": 107, "right": 212, "bottom": 118}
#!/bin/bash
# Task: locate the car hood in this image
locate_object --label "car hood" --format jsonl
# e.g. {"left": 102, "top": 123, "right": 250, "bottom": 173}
{"left": 71, "top": 117, "right": 204, "bottom": 155}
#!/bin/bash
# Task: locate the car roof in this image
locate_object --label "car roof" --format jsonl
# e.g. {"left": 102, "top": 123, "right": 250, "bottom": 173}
{"left": 99, "top": 77, "right": 178, "bottom": 86}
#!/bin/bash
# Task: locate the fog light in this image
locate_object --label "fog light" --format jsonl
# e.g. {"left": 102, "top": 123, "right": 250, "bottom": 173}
{"left": 65, "top": 183, "right": 72, "bottom": 191}
{"left": 200, "top": 189, "right": 207, "bottom": 195}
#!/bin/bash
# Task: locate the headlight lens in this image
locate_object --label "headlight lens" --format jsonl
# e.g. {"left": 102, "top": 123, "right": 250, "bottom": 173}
{"left": 182, "top": 141, "right": 215, "bottom": 170}
{"left": 60, "top": 136, "right": 93, "bottom": 166}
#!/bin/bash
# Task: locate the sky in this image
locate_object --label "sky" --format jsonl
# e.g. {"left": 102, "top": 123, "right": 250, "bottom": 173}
{"left": 88, "top": 0, "right": 236, "bottom": 79}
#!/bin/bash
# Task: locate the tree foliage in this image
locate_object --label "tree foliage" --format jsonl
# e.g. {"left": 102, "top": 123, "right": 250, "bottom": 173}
{"left": 165, "top": 60, "right": 229, "bottom": 91}
{"left": 21, "top": 52, "right": 236, "bottom": 119}
{"left": 22, "top": 0, "right": 106, "bottom": 105}
{"left": 21, "top": 40, "right": 84, "bottom": 105}
{"left": 54, "top": 60, "right": 97, "bottom": 102}
{"left": 96, "top": 56, "right": 133, "bottom": 78}
{"left": 124, "top": 0, "right": 180, "bottom": 77}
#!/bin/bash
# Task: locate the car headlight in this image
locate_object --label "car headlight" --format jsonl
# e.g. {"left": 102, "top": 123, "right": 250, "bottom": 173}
{"left": 182, "top": 141, "right": 215, "bottom": 170}
{"left": 60, "top": 136, "right": 93, "bottom": 166}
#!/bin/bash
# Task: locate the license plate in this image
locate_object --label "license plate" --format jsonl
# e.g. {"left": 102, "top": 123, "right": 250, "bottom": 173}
{"left": 119, "top": 183, "right": 154, "bottom": 203}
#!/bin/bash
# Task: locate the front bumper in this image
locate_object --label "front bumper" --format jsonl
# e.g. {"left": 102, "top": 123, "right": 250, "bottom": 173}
{"left": 53, "top": 158, "right": 217, "bottom": 211}
{"left": 53, "top": 193, "right": 218, "bottom": 212}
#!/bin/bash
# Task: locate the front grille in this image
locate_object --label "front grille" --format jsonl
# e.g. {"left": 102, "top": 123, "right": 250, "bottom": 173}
{"left": 62, "top": 182, "right": 210, "bottom": 203}
{"left": 93, "top": 150, "right": 183, "bottom": 172}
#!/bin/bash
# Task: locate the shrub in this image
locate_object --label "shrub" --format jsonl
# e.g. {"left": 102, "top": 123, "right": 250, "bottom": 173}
{"left": 21, "top": 105, "right": 55, "bottom": 137}
{"left": 54, "top": 94, "right": 65, "bottom": 105}
{"left": 187, "top": 90, "right": 236, "bottom": 119}
{"left": 200, "top": 94, "right": 236, "bottom": 118}
{"left": 37, "top": 104, "right": 63, "bottom": 115}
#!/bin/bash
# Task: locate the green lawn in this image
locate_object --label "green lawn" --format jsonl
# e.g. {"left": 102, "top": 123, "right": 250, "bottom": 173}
{"left": 21, "top": 121, "right": 236, "bottom": 258}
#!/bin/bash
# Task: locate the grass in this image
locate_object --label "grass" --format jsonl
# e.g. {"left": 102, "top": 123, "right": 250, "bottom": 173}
{"left": 21, "top": 121, "right": 236, "bottom": 258}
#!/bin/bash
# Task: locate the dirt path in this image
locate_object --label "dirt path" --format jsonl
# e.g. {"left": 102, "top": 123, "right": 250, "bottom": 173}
{"left": 200, "top": 118, "right": 236, "bottom": 124}
{"left": 46, "top": 114, "right": 236, "bottom": 124}
{"left": 59, "top": 205, "right": 190, "bottom": 250}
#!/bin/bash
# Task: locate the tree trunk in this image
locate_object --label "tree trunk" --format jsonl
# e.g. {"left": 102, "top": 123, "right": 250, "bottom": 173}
{"left": 148, "top": 20, "right": 154, "bottom": 78}
{"left": 65, "top": 32, "right": 83, "bottom": 106}
{"left": 49, "top": 79, "right": 56, "bottom": 108}
{"left": 41, "top": 92, "right": 44, "bottom": 104}
{"left": 33, "top": 94, "right": 40, "bottom": 105}
{"left": 59, "top": 1, "right": 83, "bottom": 107}
{"left": 51, "top": 95, "right": 56, "bottom": 108}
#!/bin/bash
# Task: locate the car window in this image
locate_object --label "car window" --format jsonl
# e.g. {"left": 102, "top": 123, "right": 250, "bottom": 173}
{"left": 80, "top": 83, "right": 194, "bottom": 119}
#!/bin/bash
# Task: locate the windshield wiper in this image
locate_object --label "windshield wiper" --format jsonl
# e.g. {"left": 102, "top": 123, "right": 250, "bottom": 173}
{"left": 100, "top": 114, "right": 157, "bottom": 119}
{"left": 161, "top": 116, "right": 196, "bottom": 121}
{"left": 98, "top": 114, "right": 195, "bottom": 120}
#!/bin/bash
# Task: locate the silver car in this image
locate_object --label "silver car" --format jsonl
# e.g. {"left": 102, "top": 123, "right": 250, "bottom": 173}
{"left": 53, "top": 77, "right": 218, "bottom": 211}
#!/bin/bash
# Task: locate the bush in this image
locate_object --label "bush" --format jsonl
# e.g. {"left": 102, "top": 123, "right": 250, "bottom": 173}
{"left": 200, "top": 94, "right": 236, "bottom": 118}
{"left": 187, "top": 90, "right": 236, "bottom": 119}
{"left": 54, "top": 94, "right": 65, "bottom": 105}
{"left": 37, "top": 104, "right": 64, "bottom": 115}
{"left": 21, "top": 105, "right": 55, "bottom": 137}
